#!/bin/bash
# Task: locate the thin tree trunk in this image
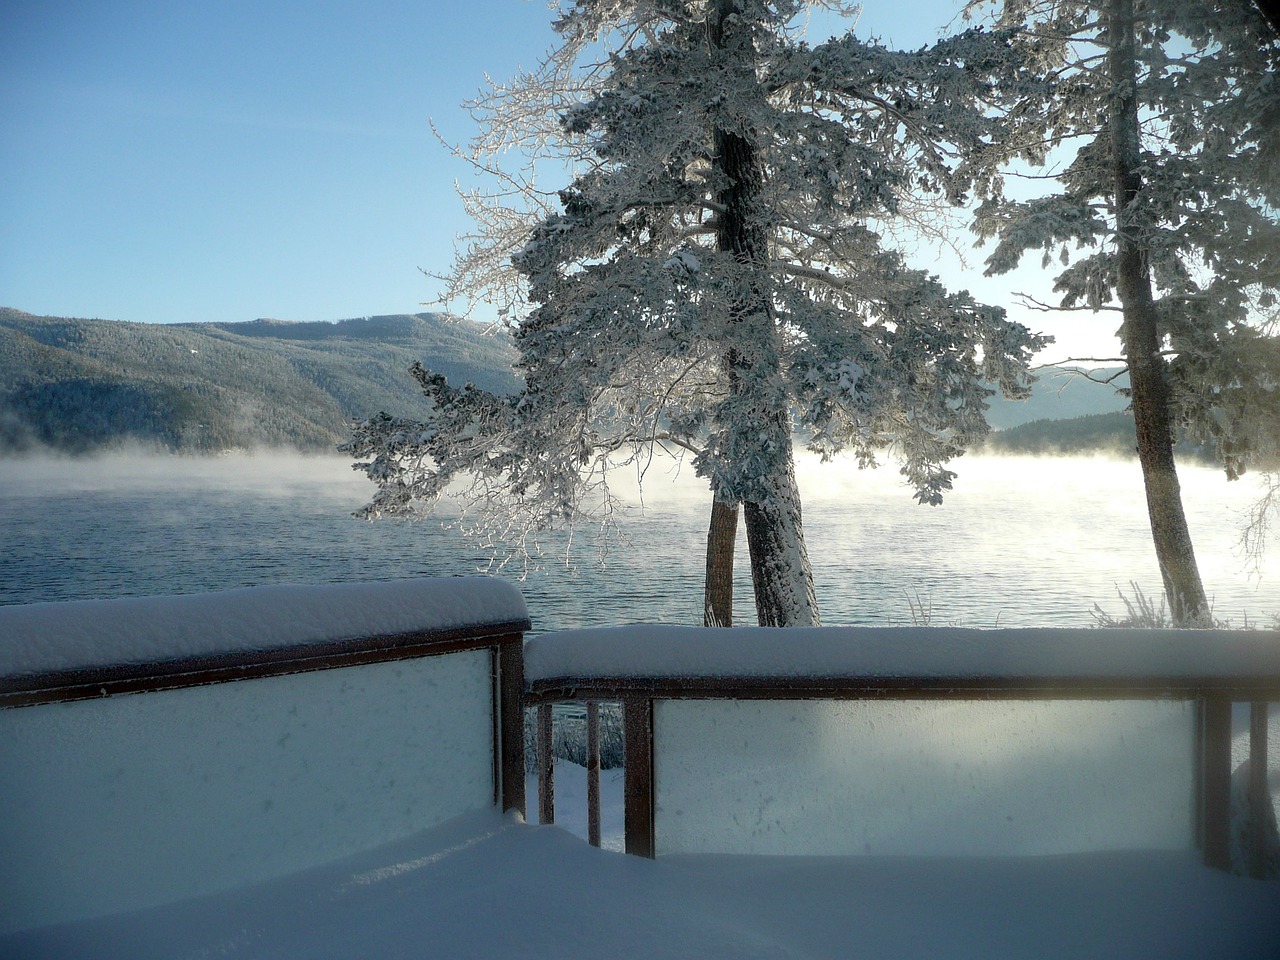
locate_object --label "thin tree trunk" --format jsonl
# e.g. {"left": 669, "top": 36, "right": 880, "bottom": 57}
{"left": 704, "top": 498, "right": 739, "bottom": 626}
{"left": 1108, "top": 0, "right": 1211, "bottom": 625}
{"left": 709, "top": 0, "right": 819, "bottom": 628}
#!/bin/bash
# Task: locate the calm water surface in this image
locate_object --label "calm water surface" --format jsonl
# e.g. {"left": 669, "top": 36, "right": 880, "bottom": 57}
{"left": 1, "top": 452, "right": 1275, "bottom": 630}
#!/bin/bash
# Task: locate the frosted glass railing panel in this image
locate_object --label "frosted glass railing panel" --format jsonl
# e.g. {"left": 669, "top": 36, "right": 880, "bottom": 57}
{"left": 0, "top": 649, "right": 493, "bottom": 934}
{"left": 654, "top": 699, "right": 1196, "bottom": 857}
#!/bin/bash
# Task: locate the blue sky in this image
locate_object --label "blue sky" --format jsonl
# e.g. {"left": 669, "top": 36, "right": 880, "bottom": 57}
{"left": 0, "top": 0, "right": 1119, "bottom": 361}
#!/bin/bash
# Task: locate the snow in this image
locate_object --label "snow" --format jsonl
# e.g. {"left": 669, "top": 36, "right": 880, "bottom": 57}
{"left": 525, "top": 623, "right": 1280, "bottom": 684}
{"left": 5, "top": 801, "right": 1277, "bottom": 959}
{"left": 2, "top": 605, "right": 1276, "bottom": 954}
{"left": 0, "top": 576, "right": 528, "bottom": 678}
{"left": 527, "top": 759, "right": 627, "bottom": 852}
{"left": 663, "top": 249, "right": 702, "bottom": 273}
{"left": 837, "top": 357, "right": 864, "bottom": 394}
{"left": 3, "top": 596, "right": 1276, "bottom": 954}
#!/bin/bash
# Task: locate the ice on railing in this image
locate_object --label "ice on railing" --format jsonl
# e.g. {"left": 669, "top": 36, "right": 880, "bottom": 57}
{"left": 0, "top": 576, "right": 528, "bottom": 677}
{"left": 525, "top": 624, "right": 1280, "bottom": 682}
{"left": 655, "top": 699, "right": 1197, "bottom": 856}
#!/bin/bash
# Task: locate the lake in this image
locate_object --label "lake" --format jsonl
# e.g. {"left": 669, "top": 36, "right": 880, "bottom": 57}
{"left": 1, "top": 450, "right": 1275, "bottom": 631}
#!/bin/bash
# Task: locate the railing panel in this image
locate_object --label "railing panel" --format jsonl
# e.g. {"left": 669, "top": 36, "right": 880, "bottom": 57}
{"left": 0, "top": 648, "right": 494, "bottom": 934}
{"left": 653, "top": 698, "right": 1197, "bottom": 857}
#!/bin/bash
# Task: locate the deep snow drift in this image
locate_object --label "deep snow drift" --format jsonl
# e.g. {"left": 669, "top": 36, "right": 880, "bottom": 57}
{"left": 4, "top": 803, "right": 1277, "bottom": 960}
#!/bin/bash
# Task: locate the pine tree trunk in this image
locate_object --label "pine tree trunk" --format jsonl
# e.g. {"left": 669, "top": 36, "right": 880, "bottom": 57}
{"left": 1108, "top": 0, "right": 1211, "bottom": 625}
{"left": 704, "top": 499, "right": 739, "bottom": 627}
{"left": 709, "top": 0, "right": 819, "bottom": 628}
{"left": 742, "top": 460, "right": 820, "bottom": 627}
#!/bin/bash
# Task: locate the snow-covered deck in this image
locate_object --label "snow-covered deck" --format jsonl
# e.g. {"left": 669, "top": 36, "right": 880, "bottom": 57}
{"left": 3, "top": 585, "right": 1278, "bottom": 957}
{"left": 4, "top": 807, "right": 1278, "bottom": 960}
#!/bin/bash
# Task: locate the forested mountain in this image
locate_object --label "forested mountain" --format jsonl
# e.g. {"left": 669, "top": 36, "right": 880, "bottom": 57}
{"left": 0, "top": 308, "right": 518, "bottom": 454}
{"left": 981, "top": 367, "right": 1129, "bottom": 430}
{"left": 980, "top": 410, "right": 1227, "bottom": 465}
{"left": 983, "top": 411, "right": 1140, "bottom": 457}
{"left": 0, "top": 305, "right": 1139, "bottom": 457}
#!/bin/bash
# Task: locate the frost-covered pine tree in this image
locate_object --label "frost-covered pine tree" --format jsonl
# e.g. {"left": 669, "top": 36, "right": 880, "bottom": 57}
{"left": 347, "top": 0, "right": 1046, "bottom": 627}
{"left": 971, "top": 0, "right": 1280, "bottom": 624}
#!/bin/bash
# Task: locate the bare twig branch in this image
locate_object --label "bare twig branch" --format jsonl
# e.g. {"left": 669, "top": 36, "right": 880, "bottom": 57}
{"left": 1016, "top": 292, "right": 1124, "bottom": 313}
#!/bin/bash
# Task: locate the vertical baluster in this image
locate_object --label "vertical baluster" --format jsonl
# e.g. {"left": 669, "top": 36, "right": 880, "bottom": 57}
{"left": 1201, "top": 697, "right": 1232, "bottom": 871}
{"left": 624, "top": 695, "right": 655, "bottom": 858}
{"left": 1249, "top": 702, "right": 1270, "bottom": 879}
{"left": 498, "top": 640, "right": 525, "bottom": 816}
{"left": 537, "top": 702, "right": 554, "bottom": 825}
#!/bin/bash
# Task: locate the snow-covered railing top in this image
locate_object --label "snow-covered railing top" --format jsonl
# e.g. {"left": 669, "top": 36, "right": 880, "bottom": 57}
{"left": 0, "top": 577, "right": 530, "bottom": 706}
{"left": 525, "top": 624, "right": 1280, "bottom": 699}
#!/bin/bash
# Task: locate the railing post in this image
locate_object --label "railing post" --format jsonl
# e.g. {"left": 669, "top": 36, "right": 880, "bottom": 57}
{"left": 587, "top": 701, "right": 601, "bottom": 848}
{"left": 1200, "top": 696, "right": 1232, "bottom": 871}
{"left": 1249, "top": 702, "right": 1270, "bottom": 880}
{"left": 497, "top": 640, "right": 526, "bottom": 816}
{"left": 623, "top": 695, "right": 655, "bottom": 858}
{"left": 537, "top": 702, "right": 554, "bottom": 825}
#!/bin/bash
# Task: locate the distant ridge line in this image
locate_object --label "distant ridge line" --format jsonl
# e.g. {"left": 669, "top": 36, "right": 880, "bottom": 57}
{"left": 0, "top": 307, "right": 518, "bottom": 455}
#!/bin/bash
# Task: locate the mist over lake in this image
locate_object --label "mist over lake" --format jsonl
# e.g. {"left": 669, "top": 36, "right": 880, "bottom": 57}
{"left": 2, "top": 451, "right": 1274, "bottom": 630}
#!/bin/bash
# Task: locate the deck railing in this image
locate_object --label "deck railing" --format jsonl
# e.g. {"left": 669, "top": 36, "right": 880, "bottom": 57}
{"left": 0, "top": 578, "right": 530, "bottom": 935}
{"left": 525, "top": 625, "right": 1280, "bottom": 875}
{"left": 4, "top": 593, "right": 1277, "bottom": 936}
